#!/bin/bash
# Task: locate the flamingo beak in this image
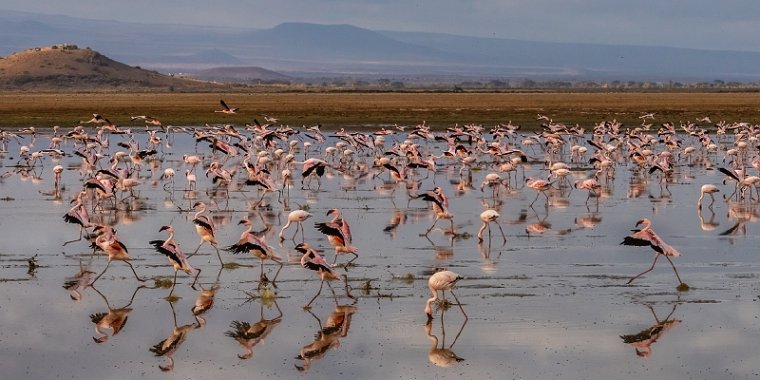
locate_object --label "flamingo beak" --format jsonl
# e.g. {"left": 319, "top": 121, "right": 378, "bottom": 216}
{"left": 159, "top": 225, "right": 170, "bottom": 232}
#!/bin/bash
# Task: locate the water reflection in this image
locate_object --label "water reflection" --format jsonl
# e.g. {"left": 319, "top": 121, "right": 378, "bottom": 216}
{"left": 63, "top": 260, "right": 95, "bottom": 301}
{"left": 226, "top": 299, "right": 283, "bottom": 360}
{"left": 295, "top": 303, "right": 358, "bottom": 372}
{"left": 150, "top": 301, "right": 203, "bottom": 371}
{"left": 90, "top": 285, "right": 145, "bottom": 344}
{"left": 424, "top": 308, "right": 467, "bottom": 367}
{"left": 620, "top": 303, "right": 681, "bottom": 358}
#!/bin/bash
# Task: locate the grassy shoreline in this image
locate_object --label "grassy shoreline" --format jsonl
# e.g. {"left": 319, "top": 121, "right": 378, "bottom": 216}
{"left": 1, "top": 91, "right": 759, "bottom": 129}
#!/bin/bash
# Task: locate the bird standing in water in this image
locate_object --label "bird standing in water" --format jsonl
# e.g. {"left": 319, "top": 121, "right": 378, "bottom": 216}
{"left": 191, "top": 201, "right": 223, "bottom": 265}
{"left": 425, "top": 270, "right": 467, "bottom": 323}
{"left": 621, "top": 218, "right": 686, "bottom": 288}
{"left": 149, "top": 225, "right": 200, "bottom": 296}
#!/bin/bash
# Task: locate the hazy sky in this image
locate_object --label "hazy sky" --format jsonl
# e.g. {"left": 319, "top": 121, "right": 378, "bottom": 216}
{"left": 4, "top": 1, "right": 760, "bottom": 52}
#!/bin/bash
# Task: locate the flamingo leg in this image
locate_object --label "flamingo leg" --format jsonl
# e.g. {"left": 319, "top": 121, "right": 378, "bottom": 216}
{"left": 305, "top": 280, "right": 324, "bottom": 308}
{"left": 191, "top": 268, "right": 201, "bottom": 289}
{"left": 627, "top": 254, "right": 660, "bottom": 284}
{"left": 664, "top": 255, "right": 684, "bottom": 284}
{"left": 63, "top": 227, "right": 84, "bottom": 246}
{"left": 270, "top": 261, "right": 284, "bottom": 287}
{"left": 530, "top": 192, "right": 540, "bottom": 207}
{"left": 495, "top": 222, "right": 507, "bottom": 243}
{"left": 125, "top": 260, "right": 145, "bottom": 282}
{"left": 425, "top": 217, "right": 439, "bottom": 235}
{"left": 449, "top": 290, "right": 468, "bottom": 320}
{"left": 213, "top": 244, "right": 224, "bottom": 266}
{"left": 168, "top": 270, "right": 179, "bottom": 297}
{"left": 90, "top": 260, "right": 111, "bottom": 285}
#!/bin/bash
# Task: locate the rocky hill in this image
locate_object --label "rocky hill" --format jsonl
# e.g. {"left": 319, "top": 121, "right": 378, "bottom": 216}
{"left": 0, "top": 44, "right": 217, "bottom": 90}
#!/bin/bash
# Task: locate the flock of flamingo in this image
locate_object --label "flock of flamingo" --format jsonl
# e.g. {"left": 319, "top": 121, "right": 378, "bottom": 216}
{"left": 2, "top": 102, "right": 759, "bottom": 369}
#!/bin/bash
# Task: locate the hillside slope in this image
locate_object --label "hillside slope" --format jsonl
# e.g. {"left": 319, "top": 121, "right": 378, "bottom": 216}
{"left": 0, "top": 44, "right": 217, "bottom": 90}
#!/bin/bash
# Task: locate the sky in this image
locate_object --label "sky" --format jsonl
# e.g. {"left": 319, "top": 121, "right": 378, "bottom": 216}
{"left": 3, "top": 0, "right": 760, "bottom": 52}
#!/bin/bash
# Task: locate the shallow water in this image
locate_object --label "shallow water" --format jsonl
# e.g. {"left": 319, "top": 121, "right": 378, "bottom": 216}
{"left": 1, "top": 128, "right": 759, "bottom": 380}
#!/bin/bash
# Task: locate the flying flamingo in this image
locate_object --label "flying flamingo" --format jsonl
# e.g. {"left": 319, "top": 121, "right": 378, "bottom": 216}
{"left": 279, "top": 209, "right": 312, "bottom": 242}
{"left": 620, "top": 218, "right": 685, "bottom": 287}
{"left": 149, "top": 225, "right": 200, "bottom": 296}
{"left": 425, "top": 270, "right": 467, "bottom": 323}
{"left": 191, "top": 201, "right": 223, "bottom": 265}
{"left": 477, "top": 209, "right": 507, "bottom": 243}
{"left": 314, "top": 208, "right": 358, "bottom": 264}
{"left": 227, "top": 219, "right": 283, "bottom": 285}
{"left": 215, "top": 99, "right": 238, "bottom": 114}
{"left": 297, "top": 242, "right": 341, "bottom": 308}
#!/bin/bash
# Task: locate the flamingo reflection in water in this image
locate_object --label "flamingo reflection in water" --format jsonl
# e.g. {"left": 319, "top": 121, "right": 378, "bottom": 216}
{"left": 150, "top": 301, "right": 202, "bottom": 372}
{"left": 425, "top": 306, "right": 467, "bottom": 367}
{"left": 295, "top": 303, "right": 358, "bottom": 372}
{"left": 226, "top": 299, "right": 283, "bottom": 360}
{"left": 90, "top": 285, "right": 145, "bottom": 344}
{"left": 62, "top": 260, "right": 95, "bottom": 301}
{"left": 620, "top": 303, "right": 681, "bottom": 358}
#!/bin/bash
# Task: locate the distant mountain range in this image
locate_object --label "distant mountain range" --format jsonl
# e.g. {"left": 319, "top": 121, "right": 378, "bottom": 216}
{"left": 2, "top": 10, "right": 760, "bottom": 82}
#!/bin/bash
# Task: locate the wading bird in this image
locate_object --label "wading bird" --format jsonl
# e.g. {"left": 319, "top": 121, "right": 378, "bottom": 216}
{"left": 149, "top": 225, "right": 200, "bottom": 296}
{"left": 416, "top": 187, "right": 455, "bottom": 235}
{"left": 279, "top": 209, "right": 312, "bottom": 242}
{"left": 697, "top": 184, "right": 720, "bottom": 209}
{"left": 191, "top": 201, "right": 223, "bottom": 265}
{"left": 425, "top": 270, "right": 467, "bottom": 323}
{"left": 620, "top": 218, "right": 685, "bottom": 287}
{"left": 227, "top": 219, "right": 283, "bottom": 285}
{"left": 297, "top": 242, "right": 341, "bottom": 308}
{"left": 314, "top": 208, "right": 358, "bottom": 264}
{"left": 476, "top": 209, "right": 507, "bottom": 243}
{"left": 90, "top": 231, "right": 146, "bottom": 285}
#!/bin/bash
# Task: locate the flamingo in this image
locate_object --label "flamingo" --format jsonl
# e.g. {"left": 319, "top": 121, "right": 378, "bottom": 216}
{"left": 697, "top": 184, "right": 720, "bottom": 209}
{"left": 425, "top": 270, "right": 467, "bottom": 323}
{"left": 416, "top": 187, "right": 455, "bottom": 235}
{"left": 477, "top": 209, "right": 507, "bottom": 243}
{"left": 191, "top": 201, "right": 223, "bottom": 265}
{"left": 279, "top": 209, "right": 312, "bottom": 242}
{"left": 62, "top": 190, "right": 92, "bottom": 246}
{"left": 620, "top": 218, "right": 685, "bottom": 287}
{"left": 301, "top": 158, "right": 329, "bottom": 189}
{"left": 574, "top": 178, "right": 602, "bottom": 204}
{"left": 215, "top": 99, "right": 238, "bottom": 114}
{"left": 227, "top": 219, "right": 283, "bottom": 285}
{"left": 525, "top": 177, "right": 553, "bottom": 207}
{"left": 149, "top": 225, "right": 200, "bottom": 296}
{"left": 90, "top": 230, "right": 146, "bottom": 285}
{"left": 297, "top": 242, "right": 341, "bottom": 308}
{"left": 314, "top": 208, "right": 358, "bottom": 264}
